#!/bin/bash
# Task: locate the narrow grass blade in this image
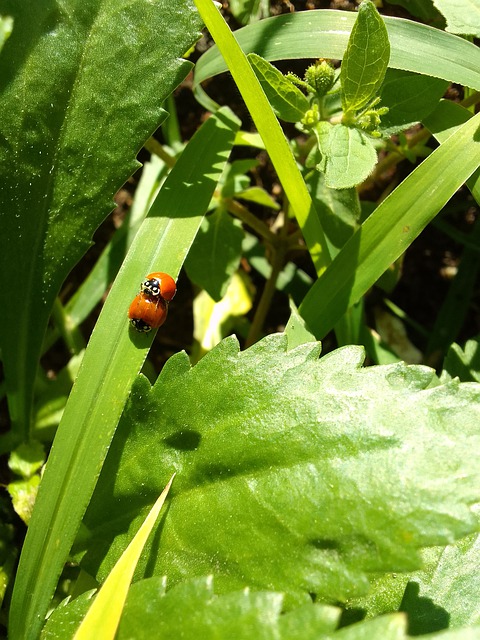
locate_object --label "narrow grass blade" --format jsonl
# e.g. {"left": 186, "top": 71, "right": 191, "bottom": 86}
{"left": 193, "top": 0, "right": 332, "bottom": 273}
{"left": 9, "top": 107, "right": 240, "bottom": 640}
{"left": 73, "top": 475, "right": 175, "bottom": 640}
{"left": 194, "top": 10, "right": 480, "bottom": 91}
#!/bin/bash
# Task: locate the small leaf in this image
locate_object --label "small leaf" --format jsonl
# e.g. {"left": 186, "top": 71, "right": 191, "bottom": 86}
{"left": 7, "top": 476, "right": 40, "bottom": 526}
{"left": 8, "top": 442, "right": 45, "bottom": 479}
{"left": 433, "top": 0, "right": 480, "bottom": 36}
{"left": 341, "top": 0, "right": 390, "bottom": 115}
{"left": 248, "top": 53, "right": 310, "bottom": 123}
{"left": 378, "top": 69, "right": 448, "bottom": 136}
{"left": 192, "top": 272, "right": 252, "bottom": 360}
{"left": 442, "top": 338, "right": 480, "bottom": 383}
{"left": 185, "top": 209, "right": 245, "bottom": 301}
{"left": 237, "top": 186, "right": 280, "bottom": 209}
{"left": 324, "top": 124, "right": 377, "bottom": 189}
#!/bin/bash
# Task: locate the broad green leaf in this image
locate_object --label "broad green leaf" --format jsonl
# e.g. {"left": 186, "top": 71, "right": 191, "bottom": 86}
{"left": 248, "top": 53, "right": 310, "bottom": 123}
{"left": 425, "top": 630, "right": 480, "bottom": 640}
{"left": 185, "top": 209, "right": 245, "bottom": 302}
{"left": 341, "top": 0, "right": 390, "bottom": 116}
{"left": 73, "top": 476, "right": 174, "bottom": 640}
{"left": 324, "top": 125, "right": 377, "bottom": 189}
{"left": 78, "top": 335, "right": 480, "bottom": 603}
{"left": 9, "top": 108, "right": 240, "bottom": 640}
{"left": 433, "top": 0, "right": 480, "bottom": 36}
{"left": 194, "top": 10, "right": 480, "bottom": 91}
{"left": 0, "top": 0, "right": 201, "bottom": 443}
{"left": 327, "top": 614, "right": 407, "bottom": 639}
{"left": 43, "top": 576, "right": 340, "bottom": 640}
{"left": 378, "top": 70, "right": 448, "bottom": 136}
{"left": 299, "top": 111, "right": 480, "bottom": 338}
{"left": 344, "top": 571, "right": 410, "bottom": 621}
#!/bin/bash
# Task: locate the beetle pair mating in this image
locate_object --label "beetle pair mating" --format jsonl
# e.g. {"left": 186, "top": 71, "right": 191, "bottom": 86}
{"left": 128, "top": 272, "right": 177, "bottom": 332}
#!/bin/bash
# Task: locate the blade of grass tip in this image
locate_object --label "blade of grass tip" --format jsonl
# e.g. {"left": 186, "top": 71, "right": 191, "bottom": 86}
{"left": 193, "top": 0, "right": 332, "bottom": 274}
{"left": 73, "top": 474, "right": 175, "bottom": 640}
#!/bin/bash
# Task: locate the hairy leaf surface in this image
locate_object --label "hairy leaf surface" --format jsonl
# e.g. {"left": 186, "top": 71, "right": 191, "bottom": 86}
{"left": 78, "top": 334, "right": 480, "bottom": 602}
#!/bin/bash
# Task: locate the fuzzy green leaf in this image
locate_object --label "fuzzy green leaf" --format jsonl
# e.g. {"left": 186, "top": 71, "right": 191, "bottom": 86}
{"left": 323, "top": 125, "right": 377, "bottom": 189}
{"left": 341, "top": 0, "right": 390, "bottom": 115}
{"left": 42, "top": 577, "right": 340, "bottom": 640}
{"left": 248, "top": 53, "right": 310, "bottom": 123}
{"left": 0, "top": 0, "right": 201, "bottom": 442}
{"left": 78, "top": 334, "right": 480, "bottom": 604}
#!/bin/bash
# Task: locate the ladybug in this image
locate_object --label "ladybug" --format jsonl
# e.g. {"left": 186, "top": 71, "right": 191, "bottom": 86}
{"left": 128, "top": 294, "right": 168, "bottom": 332}
{"left": 141, "top": 272, "right": 176, "bottom": 302}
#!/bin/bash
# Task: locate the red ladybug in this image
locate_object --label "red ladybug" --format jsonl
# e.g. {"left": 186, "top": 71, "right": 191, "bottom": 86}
{"left": 128, "top": 294, "right": 168, "bottom": 333}
{"left": 141, "top": 272, "right": 176, "bottom": 302}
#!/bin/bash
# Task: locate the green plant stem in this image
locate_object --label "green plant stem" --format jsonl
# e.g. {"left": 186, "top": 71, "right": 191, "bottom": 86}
{"left": 246, "top": 211, "right": 289, "bottom": 347}
{"left": 462, "top": 90, "right": 480, "bottom": 110}
{"left": 144, "top": 137, "right": 176, "bottom": 169}
{"left": 226, "top": 198, "right": 277, "bottom": 243}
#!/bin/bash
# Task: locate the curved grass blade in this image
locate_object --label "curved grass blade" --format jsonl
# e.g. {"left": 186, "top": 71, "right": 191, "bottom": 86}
{"left": 8, "top": 107, "right": 240, "bottom": 640}
{"left": 194, "top": 10, "right": 480, "bottom": 91}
